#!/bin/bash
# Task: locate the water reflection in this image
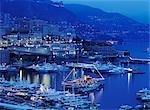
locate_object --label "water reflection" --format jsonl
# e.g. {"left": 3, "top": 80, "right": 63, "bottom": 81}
{"left": 95, "top": 88, "right": 104, "bottom": 101}
{"left": 89, "top": 92, "right": 95, "bottom": 104}
{"left": 19, "top": 69, "right": 23, "bottom": 81}
{"left": 0, "top": 70, "right": 61, "bottom": 90}
{"left": 0, "top": 63, "right": 148, "bottom": 109}
{"left": 42, "top": 74, "right": 50, "bottom": 87}
{"left": 27, "top": 74, "right": 31, "bottom": 82}
{"left": 33, "top": 74, "right": 39, "bottom": 84}
{"left": 127, "top": 73, "right": 132, "bottom": 90}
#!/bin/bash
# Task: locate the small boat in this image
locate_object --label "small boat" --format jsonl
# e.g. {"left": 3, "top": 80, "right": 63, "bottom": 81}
{"left": 66, "top": 62, "right": 94, "bottom": 69}
{"left": 134, "top": 105, "right": 144, "bottom": 109}
{"left": 24, "top": 43, "right": 34, "bottom": 48}
{"left": 35, "top": 64, "right": 57, "bottom": 73}
{"left": 120, "top": 104, "right": 147, "bottom": 110}
{"left": 108, "top": 67, "right": 126, "bottom": 75}
{"left": 36, "top": 63, "right": 69, "bottom": 73}
{"left": 141, "top": 95, "right": 150, "bottom": 102}
{"left": 119, "top": 105, "right": 133, "bottom": 110}
{"left": 27, "top": 63, "right": 69, "bottom": 73}
{"left": 136, "top": 88, "right": 150, "bottom": 96}
{"left": 136, "top": 88, "right": 150, "bottom": 102}
{"left": 94, "top": 62, "right": 116, "bottom": 72}
{"left": 123, "top": 68, "right": 133, "bottom": 73}
{"left": 145, "top": 47, "right": 150, "bottom": 52}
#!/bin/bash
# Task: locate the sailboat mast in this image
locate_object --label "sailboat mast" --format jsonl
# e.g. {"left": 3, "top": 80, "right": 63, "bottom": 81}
{"left": 73, "top": 68, "right": 76, "bottom": 80}
{"left": 81, "top": 67, "right": 84, "bottom": 78}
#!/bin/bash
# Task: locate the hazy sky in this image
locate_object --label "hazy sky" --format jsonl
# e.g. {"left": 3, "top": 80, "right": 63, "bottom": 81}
{"left": 63, "top": 0, "right": 150, "bottom": 24}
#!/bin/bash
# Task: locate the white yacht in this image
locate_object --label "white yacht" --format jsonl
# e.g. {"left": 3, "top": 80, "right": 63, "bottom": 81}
{"left": 27, "top": 63, "right": 69, "bottom": 73}
{"left": 62, "top": 67, "right": 105, "bottom": 93}
{"left": 94, "top": 62, "right": 116, "bottom": 72}
{"left": 108, "top": 67, "right": 133, "bottom": 75}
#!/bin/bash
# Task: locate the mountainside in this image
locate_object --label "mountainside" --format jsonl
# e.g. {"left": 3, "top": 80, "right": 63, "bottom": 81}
{"left": 0, "top": 0, "right": 78, "bottom": 23}
{"left": 65, "top": 4, "right": 149, "bottom": 41}
{"left": 65, "top": 4, "right": 141, "bottom": 28}
{"left": 0, "top": 1, "right": 149, "bottom": 41}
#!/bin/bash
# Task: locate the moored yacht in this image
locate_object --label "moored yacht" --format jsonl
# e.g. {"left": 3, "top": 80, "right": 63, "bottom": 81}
{"left": 36, "top": 63, "right": 57, "bottom": 73}
{"left": 27, "top": 63, "right": 69, "bottom": 73}
{"left": 136, "top": 88, "right": 150, "bottom": 101}
{"left": 94, "top": 62, "right": 116, "bottom": 73}
{"left": 108, "top": 66, "right": 133, "bottom": 75}
{"left": 119, "top": 105, "right": 133, "bottom": 110}
{"left": 62, "top": 67, "right": 105, "bottom": 93}
{"left": 108, "top": 67, "right": 126, "bottom": 74}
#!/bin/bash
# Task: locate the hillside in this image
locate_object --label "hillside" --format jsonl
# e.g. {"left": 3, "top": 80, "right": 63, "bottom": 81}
{"left": 65, "top": 4, "right": 149, "bottom": 41}
{"left": 0, "top": 1, "right": 149, "bottom": 41}
{"left": 65, "top": 4, "right": 141, "bottom": 29}
{"left": 0, "top": 0, "right": 78, "bottom": 23}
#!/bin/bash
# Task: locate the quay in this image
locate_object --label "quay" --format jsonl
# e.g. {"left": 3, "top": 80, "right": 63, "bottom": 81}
{"left": 0, "top": 103, "right": 34, "bottom": 110}
{"left": 8, "top": 47, "right": 53, "bottom": 65}
{"left": 129, "top": 57, "right": 150, "bottom": 64}
{"left": 9, "top": 47, "right": 52, "bottom": 56}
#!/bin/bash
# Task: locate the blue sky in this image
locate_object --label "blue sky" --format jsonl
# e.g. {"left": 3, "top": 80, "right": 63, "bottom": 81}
{"left": 63, "top": 0, "right": 150, "bottom": 24}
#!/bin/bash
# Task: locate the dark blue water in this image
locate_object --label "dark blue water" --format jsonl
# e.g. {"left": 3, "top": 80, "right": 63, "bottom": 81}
{"left": 95, "top": 41, "right": 150, "bottom": 109}
{"left": 0, "top": 41, "right": 149, "bottom": 109}
{"left": 116, "top": 41, "right": 149, "bottom": 59}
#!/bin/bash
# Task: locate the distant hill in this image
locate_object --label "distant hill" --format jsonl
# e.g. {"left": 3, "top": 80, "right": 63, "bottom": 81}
{"left": 65, "top": 4, "right": 149, "bottom": 41}
{"left": 0, "top": 1, "right": 149, "bottom": 41}
{"left": 65, "top": 4, "right": 141, "bottom": 29}
{"left": 0, "top": 0, "right": 78, "bottom": 23}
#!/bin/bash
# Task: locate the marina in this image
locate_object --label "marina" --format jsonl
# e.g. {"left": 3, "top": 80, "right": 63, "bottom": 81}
{"left": 0, "top": 40, "right": 149, "bottom": 109}
{"left": 0, "top": 0, "right": 149, "bottom": 109}
{"left": 119, "top": 88, "right": 150, "bottom": 110}
{"left": 0, "top": 78, "right": 100, "bottom": 109}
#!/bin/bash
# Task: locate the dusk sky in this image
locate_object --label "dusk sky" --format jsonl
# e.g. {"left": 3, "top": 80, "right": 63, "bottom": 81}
{"left": 63, "top": 0, "right": 150, "bottom": 24}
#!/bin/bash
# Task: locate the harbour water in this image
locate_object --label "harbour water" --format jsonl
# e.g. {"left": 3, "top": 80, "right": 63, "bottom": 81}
{"left": 96, "top": 41, "right": 149, "bottom": 109}
{"left": 0, "top": 41, "right": 149, "bottom": 109}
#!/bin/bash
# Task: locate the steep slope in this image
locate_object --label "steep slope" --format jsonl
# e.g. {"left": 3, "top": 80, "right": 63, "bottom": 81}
{"left": 65, "top": 4, "right": 141, "bottom": 28}
{"left": 0, "top": 0, "right": 78, "bottom": 23}
{"left": 65, "top": 4, "right": 149, "bottom": 41}
{"left": 0, "top": 1, "right": 149, "bottom": 41}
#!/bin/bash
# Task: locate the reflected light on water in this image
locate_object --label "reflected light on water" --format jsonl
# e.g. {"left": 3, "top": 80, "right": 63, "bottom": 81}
{"left": 89, "top": 92, "right": 95, "bottom": 104}
{"left": 42, "top": 74, "right": 50, "bottom": 87}
{"left": 33, "top": 74, "right": 39, "bottom": 84}
{"left": 19, "top": 69, "right": 23, "bottom": 81}
{"left": 127, "top": 73, "right": 132, "bottom": 90}
{"left": 96, "top": 88, "right": 104, "bottom": 100}
{"left": 27, "top": 74, "right": 31, "bottom": 83}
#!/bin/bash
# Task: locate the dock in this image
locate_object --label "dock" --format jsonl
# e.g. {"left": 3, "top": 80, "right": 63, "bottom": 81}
{"left": 129, "top": 57, "right": 150, "bottom": 64}
{"left": 9, "top": 47, "right": 52, "bottom": 56}
{"left": 0, "top": 103, "right": 34, "bottom": 110}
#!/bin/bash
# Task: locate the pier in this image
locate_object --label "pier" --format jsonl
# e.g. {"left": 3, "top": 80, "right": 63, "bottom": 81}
{"left": 8, "top": 47, "right": 53, "bottom": 64}
{"left": 9, "top": 47, "right": 52, "bottom": 56}
{"left": 129, "top": 57, "right": 150, "bottom": 64}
